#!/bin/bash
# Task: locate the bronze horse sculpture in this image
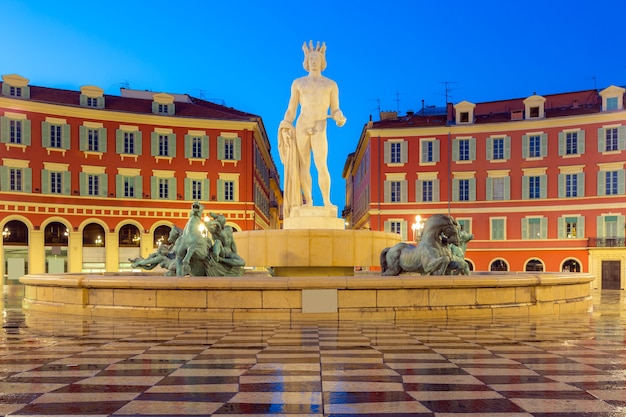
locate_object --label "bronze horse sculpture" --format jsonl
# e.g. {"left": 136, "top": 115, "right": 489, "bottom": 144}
{"left": 380, "top": 214, "right": 460, "bottom": 276}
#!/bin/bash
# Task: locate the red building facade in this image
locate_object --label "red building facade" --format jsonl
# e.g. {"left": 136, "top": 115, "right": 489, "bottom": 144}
{"left": 0, "top": 74, "right": 282, "bottom": 279}
{"left": 344, "top": 85, "right": 626, "bottom": 289}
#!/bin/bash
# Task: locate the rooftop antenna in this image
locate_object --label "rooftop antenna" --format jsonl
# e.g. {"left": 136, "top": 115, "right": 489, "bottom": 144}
{"left": 368, "top": 98, "right": 381, "bottom": 119}
{"left": 588, "top": 76, "right": 597, "bottom": 90}
{"left": 394, "top": 91, "right": 402, "bottom": 113}
{"left": 119, "top": 80, "right": 130, "bottom": 90}
{"left": 439, "top": 81, "right": 457, "bottom": 104}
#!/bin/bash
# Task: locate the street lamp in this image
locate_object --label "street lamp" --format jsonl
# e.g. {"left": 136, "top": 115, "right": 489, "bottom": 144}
{"left": 411, "top": 215, "right": 425, "bottom": 243}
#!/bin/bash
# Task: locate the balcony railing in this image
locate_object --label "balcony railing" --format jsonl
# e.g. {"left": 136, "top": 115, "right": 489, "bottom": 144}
{"left": 589, "top": 237, "right": 626, "bottom": 248}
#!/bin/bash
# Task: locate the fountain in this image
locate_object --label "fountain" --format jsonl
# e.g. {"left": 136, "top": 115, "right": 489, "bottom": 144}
{"left": 20, "top": 41, "right": 593, "bottom": 320}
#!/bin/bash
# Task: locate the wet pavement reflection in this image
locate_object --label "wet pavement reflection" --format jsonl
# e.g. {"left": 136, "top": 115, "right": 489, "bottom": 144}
{"left": 1, "top": 285, "right": 625, "bottom": 416}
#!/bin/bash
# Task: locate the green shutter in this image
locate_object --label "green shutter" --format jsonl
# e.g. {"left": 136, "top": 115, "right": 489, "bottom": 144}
{"left": 486, "top": 137, "right": 493, "bottom": 160}
{"left": 0, "top": 117, "right": 8, "bottom": 143}
{"left": 23, "top": 168, "right": 32, "bottom": 193}
{"left": 504, "top": 176, "right": 510, "bottom": 200}
{"left": 558, "top": 174, "right": 565, "bottom": 198}
{"left": 151, "top": 177, "right": 157, "bottom": 198}
{"left": 116, "top": 129, "right": 123, "bottom": 154}
{"left": 433, "top": 140, "right": 440, "bottom": 162}
{"left": 217, "top": 136, "right": 225, "bottom": 160}
{"left": 80, "top": 94, "right": 87, "bottom": 107}
{"left": 541, "top": 133, "right": 548, "bottom": 156}
{"left": 433, "top": 179, "right": 440, "bottom": 202}
{"left": 598, "top": 128, "right": 605, "bottom": 152}
{"left": 522, "top": 135, "right": 529, "bottom": 158}
{"left": 401, "top": 180, "right": 407, "bottom": 202}
{"left": 486, "top": 177, "right": 493, "bottom": 200}
{"left": 469, "top": 137, "right": 476, "bottom": 161}
{"left": 42, "top": 121, "right": 50, "bottom": 147}
{"left": 383, "top": 141, "right": 390, "bottom": 163}
{"left": 504, "top": 136, "right": 511, "bottom": 159}
{"left": 151, "top": 102, "right": 159, "bottom": 114}
{"left": 578, "top": 130, "right": 585, "bottom": 154}
{"left": 383, "top": 181, "right": 391, "bottom": 202}
{"left": 62, "top": 124, "right": 70, "bottom": 149}
{"left": 619, "top": 126, "right": 626, "bottom": 150}
{"left": 0, "top": 166, "right": 8, "bottom": 190}
{"left": 135, "top": 131, "right": 143, "bottom": 156}
{"left": 116, "top": 174, "right": 123, "bottom": 197}
{"left": 469, "top": 178, "right": 476, "bottom": 201}
{"left": 21, "top": 119, "right": 31, "bottom": 146}
{"left": 217, "top": 179, "right": 225, "bottom": 201}
{"left": 401, "top": 140, "right": 408, "bottom": 163}
{"left": 99, "top": 128, "right": 107, "bottom": 153}
{"left": 415, "top": 180, "right": 423, "bottom": 202}
{"left": 79, "top": 126, "right": 88, "bottom": 151}
{"left": 383, "top": 221, "right": 390, "bottom": 233}
{"left": 135, "top": 175, "right": 143, "bottom": 198}
{"left": 597, "top": 216, "right": 604, "bottom": 238}
{"left": 169, "top": 134, "right": 176, "bottom": 157}
{"left": 203, "top": 178, "right": 209, "bottom": 200}
{"left": 79, "top": 172, "right": 87, "bottom": 196}
{"left": 578, "top": 216, "right": 585, "bottom": 238}
{"left": 184, "top": 178, "right": 191, "bottom": 200}
{"left": 168, "top": 103, "right": 175, "bottom": 116}
{"left": 452, "top": 179, "right": 459, "bottom": 202}
{"left": 540, "top": 175, "right": 547, "bottom": 198}
{"left": 452, "top": 139, "right": 459, "bottom": 161}
{"left": 400, "top": 221, "right": 408, "bottom": 241}
{"left": 151, "top": 132, "right": 158, "bottom": 156}
{"left": 1, "top": 83, "right": 10, "bottom": 96}
{"left": 558, "top": 217, "right": 565, "bottom": 239}
{"left": 521, "top": 218, "right": 528, "bottom": 239}
{"left": 577, "top": 172, "right": 585, "bottom": 197}
{"left": 97, "top": 97, "right": 105, "bottom": 109}
{"left": 41, "top": 169, "right": 50, "bottom": 194}
{"left": 522, "top": 176, "right": 529, "bottom": 199}
{"left": 558, "top": 132, "right": 565, "bottom": 155}
{"left": 184, "top": 135, "right": 192, "bottom": 158}
{"left": 619, "top": 170, "right": 625, "bottom": 195}
{"left": 234, "top": 137, "right": 241, "bottom": 160}
{"left": 168, "top": 178, "right": 176, "bottom": 200}
{"left": 540, "top": 218, "right": 547, "bottom": 239}
{"left": 202, "top": 135, "right": 209, "bottom": 158}
{"left": 99, "top": 173, "right": 108, "bottom": 197}
{"left": 597, "top": 171, "right": 605, "bottom": 196}
{"left": 62, "top": 171, "right": 71, "bottom": 195}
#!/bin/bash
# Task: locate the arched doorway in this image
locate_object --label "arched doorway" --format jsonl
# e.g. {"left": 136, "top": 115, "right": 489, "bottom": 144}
{"left": 490, "top": 259, "right": 508, "bottom": 272}
{"left": 465, "top": 259, "right": 474, "bottom": 272}
{"left": 562, "top": 258, "right": 581, "bottom": 272}
{"left": 119, "top": 224, "right": 141, "bottom": 271}
{"left": 2, "top": 220, "right": 29, "bottom": 283}
{"left": 82, "top": 223, "right": 106, "bottom": 272}
{"left": 153, "top": 225, "right": 171, "bottom": 248}
{"left": 525, "top": 258, "right": 544, "bottom": 272}
{"left": 44, "top": 221, "right": 69, "bottom": 273}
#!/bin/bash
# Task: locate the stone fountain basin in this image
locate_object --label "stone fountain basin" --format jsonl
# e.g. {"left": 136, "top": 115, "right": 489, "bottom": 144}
{"left": 20, "top": 271, "right": 594, "bottom": 321}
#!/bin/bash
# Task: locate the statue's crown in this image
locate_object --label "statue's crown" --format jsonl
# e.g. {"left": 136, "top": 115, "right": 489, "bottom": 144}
{"left": 302, "top": 40, "right": 326, "bottom": 56}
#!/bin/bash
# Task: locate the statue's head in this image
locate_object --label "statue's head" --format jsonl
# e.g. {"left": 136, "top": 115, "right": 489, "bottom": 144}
{"left": 302, "top": 40, "right": 327, "bottom": 72}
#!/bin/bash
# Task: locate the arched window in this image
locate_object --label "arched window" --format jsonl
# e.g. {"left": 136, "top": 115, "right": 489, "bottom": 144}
{"left": 562, "top": 259, "right": 581, "bottom": 272}
{"left": 525, "top": 259, "right": 544, "bottom": 272}
{"left": 45, "top": 222, "right": 69, "bottom": 246}
{"left": 83, "top": 223, "right": 105, "bottom": 247}
{"left": 119, "top": 224, "right": 140, "bottom": 247}
{"left": 2, "top": 220, "right": 28, "bottom": 245}
{"left": 153, "top": 225, "right": 172, "bottom": 248}
{"left": 490, "top": 259, "right": 508, "bottom": 271}
{"left": 465, "top": 260, "right": 474, "bottom": 272}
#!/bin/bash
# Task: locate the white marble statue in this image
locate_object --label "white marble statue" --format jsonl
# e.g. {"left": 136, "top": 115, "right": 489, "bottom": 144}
{"left": 278, "top": 41, "right": 347, "bottom": 218}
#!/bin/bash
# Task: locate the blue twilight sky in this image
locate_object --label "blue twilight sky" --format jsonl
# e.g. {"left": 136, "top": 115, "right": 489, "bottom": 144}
{"left": 2, "top": 0, "right": 625, "bottom": 208}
